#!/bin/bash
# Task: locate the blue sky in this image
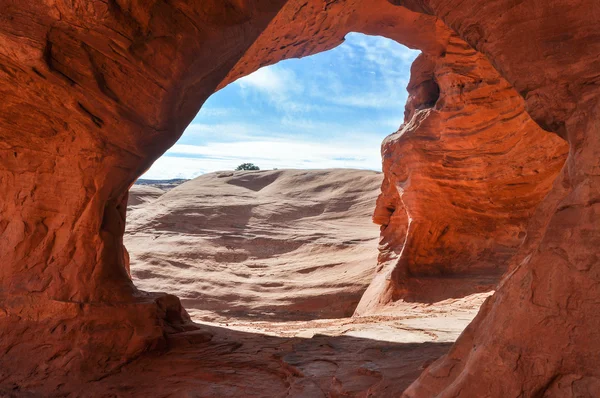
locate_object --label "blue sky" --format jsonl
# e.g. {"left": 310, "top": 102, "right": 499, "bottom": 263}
{"left": 142, "top": 33, "right": 419, "bottom": 179}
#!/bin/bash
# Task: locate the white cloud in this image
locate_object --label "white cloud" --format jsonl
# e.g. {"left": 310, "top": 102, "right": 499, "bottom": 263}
{"left": 237, "top": 66, "right": 302, "bottom": 98}
{"left": 230, "top": 33, "right": 419, "bottom": 114}
{"left": 235, "top": 65, "right": 323, "bottom": 117}
{"left": 183, "top": 113, "right": 402, "bottom": 145}
{"left": 141, "top": 157, "right": 208, "bottom": 180}
{"left": 141, "top": 137, "right": 383, "bottom": 180}
{"left": 350, "top": 33, "right": 420, "bottom": 66}
{"left": 196, "top": 107, "right": 234, "bottom": 118}
{"left": 182, "top": 122, "right": 278, "bottom": 142}
{"left": 328, "top": 92, "right": 408, "bottom": 109}
{"left": 303, "top": 33, "right": 419, "bottom": 111}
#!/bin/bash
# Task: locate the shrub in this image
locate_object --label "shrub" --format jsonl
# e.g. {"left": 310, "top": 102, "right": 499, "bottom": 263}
{"left": 235, "top": 163, "right": 260, "bottom": 171}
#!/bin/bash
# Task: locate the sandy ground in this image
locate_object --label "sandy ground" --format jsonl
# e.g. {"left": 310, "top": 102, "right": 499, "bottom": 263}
{"left": 113, "top": 169, "right": 493, "bottom": 397}
{"left": 127, "top": 184, "right": 166, "bottom": 209}
{"left": 127, "top": 169, "right": 383, "bottom": 321}
{"left": 201, "top": 291, "right": 491, "bottom": 343}
{"left": 126, "top": 168, "right": 491, "bottom": 344}
{"left": 61, "top": 293, "right": 491, "bottom": 397}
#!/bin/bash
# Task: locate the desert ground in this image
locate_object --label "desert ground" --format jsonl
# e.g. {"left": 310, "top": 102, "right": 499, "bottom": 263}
{"left": 127, "top": 169, "right": 385, "bottom": 321}
{"left": 114, "top": 169, "right": 492, "bottom": 396}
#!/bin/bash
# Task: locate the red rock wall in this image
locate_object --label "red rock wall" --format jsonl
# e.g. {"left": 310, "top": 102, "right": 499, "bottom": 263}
{"left": 355, "top": 33, "right": 568, "bottom": 313}
{"left": 0, "top": 0, "right": 287, "bottom": 383}
{"left": 402, "top": 0, "right": 600, "bottom": 395}
{"left": 0, "top": 0, "right": 599, "bottom": 395}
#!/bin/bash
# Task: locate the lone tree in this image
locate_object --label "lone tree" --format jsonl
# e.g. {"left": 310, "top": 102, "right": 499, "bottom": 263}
{"left": 235, "top": 163, "right": 260, "bottom": 171}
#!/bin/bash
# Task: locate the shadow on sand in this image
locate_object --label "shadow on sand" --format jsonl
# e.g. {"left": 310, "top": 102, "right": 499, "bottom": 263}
{"left": 42, "top": 322, "right": 452, "bottom": 397}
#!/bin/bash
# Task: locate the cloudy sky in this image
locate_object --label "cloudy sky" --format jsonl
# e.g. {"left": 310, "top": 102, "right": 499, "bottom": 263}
{"left": 142, "top": 33, "right": 419, "bottom": 180}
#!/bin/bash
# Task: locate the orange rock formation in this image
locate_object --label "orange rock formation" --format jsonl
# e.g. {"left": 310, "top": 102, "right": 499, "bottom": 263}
{"left": 0, "top": 0, "right": 598, "bottom": 396}
{"left": 356, "top": 34, "right": 568, "bottom": 313}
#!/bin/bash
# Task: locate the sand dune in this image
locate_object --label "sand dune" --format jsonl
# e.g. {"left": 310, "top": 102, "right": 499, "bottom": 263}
{"left": 126, "top": 169, "right": 383, "bottom": 321}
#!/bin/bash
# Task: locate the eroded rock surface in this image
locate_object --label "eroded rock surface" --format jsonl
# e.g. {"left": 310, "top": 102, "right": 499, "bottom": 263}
{"left": 0, "top": 0, "right": 288, "bottom": 385}
{"left": 401, "top": 0, "right": 600, "bottom": 396}
{"left": 1, "top": 0, "right": 599, "bottom": 396}
{"left": 355, "top": 33, "right": 568, "bottom": 313}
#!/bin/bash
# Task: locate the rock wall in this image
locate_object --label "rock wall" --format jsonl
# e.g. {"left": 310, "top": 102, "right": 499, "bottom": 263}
{"left": 0, "top": 0, "right": 599, "bottom": 395}
{"left": 355, "top": 33, "right": 567, "bottom": 313}
{"left": 0, "top": 0, "right": 288, "bottom": 384}
{"left": 401, "top": 0, "right": 600, "bottom": 396}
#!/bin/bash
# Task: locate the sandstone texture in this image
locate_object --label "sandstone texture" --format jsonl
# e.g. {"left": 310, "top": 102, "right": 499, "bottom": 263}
{"left": 127, "top": 169, "right": 382, "bottom": 321}
{"left": 1, "top": 0, "right": 599, "bottom": 396}
{"left": 355, "top": 34, "right": 568, "bottom": 314}
{"left": 0, "top": 0, "right": 289, "bottom": 385}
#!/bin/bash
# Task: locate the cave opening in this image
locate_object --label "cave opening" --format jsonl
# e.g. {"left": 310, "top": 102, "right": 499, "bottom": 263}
{"left": 123, "top": 22, "right": 567, "bottom": 357}
{"left": 1, "top": 0, "right": 583, "bottom": 395}
{"left": 122, "top": 17, "right": 569, "bottom": 362}
{"left": 125, "top": 33, "right": 421, "bottom": 326}
{"left": 124, "top": 18, "right": 567, "bottom": 332}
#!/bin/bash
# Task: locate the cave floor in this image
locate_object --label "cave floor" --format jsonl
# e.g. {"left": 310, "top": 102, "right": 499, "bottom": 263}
{"left": 67, "top": 292, "right": 490, "bottom": 397}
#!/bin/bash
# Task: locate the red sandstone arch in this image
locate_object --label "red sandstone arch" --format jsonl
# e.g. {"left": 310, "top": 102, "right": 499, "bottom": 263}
{"left": 0, "top": 0, "right": 598, "bottom": 396}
